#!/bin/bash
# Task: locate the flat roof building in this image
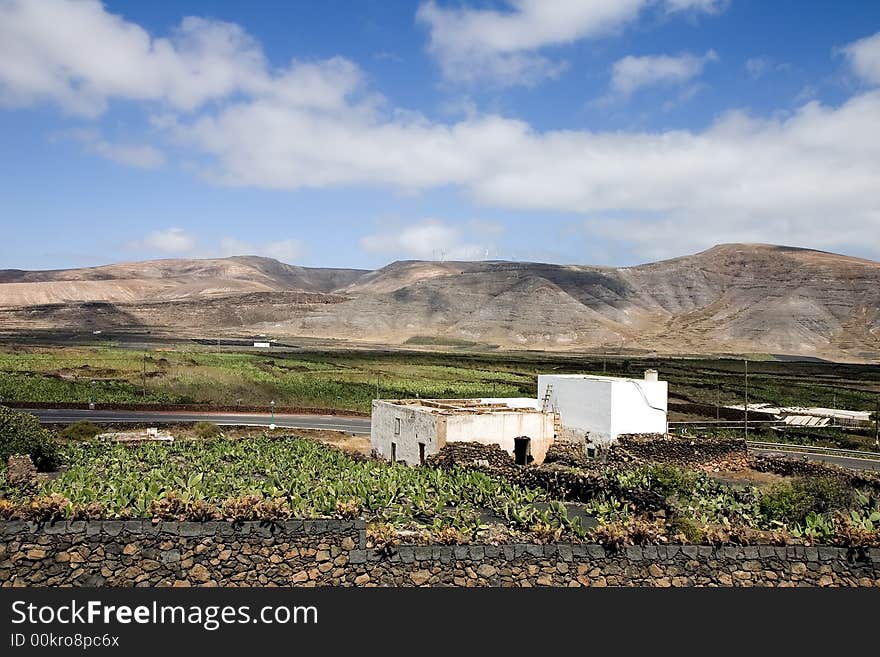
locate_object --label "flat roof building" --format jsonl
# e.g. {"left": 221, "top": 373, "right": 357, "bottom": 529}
{"left": 370, "top": 398, "right": 555, "bottom": 466}
{"left": 370, "top": 371, "right": 669, "bottom": 465}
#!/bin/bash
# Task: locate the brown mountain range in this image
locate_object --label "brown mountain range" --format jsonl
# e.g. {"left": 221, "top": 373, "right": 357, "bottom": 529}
{"left": 1, "top": 244, "right": 878, "bottom": 361}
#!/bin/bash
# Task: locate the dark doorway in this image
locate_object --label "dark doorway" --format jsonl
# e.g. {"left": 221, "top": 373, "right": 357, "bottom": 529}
{"left": 391, "top": 442, "right": 397, "bottom": 463}
{"left": 513, "top": 437, "right": 531, "bottom": 466}
{"left": 418, "top": 442, "right": 426, "bottom": 465}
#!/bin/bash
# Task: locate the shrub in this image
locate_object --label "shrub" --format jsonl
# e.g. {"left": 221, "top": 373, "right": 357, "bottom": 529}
{"left": 671, "top": 515, "right": 705, "bottom": 543}
{"left": 647, "top": 464, "right": 699, "bottom": 498}
{"left": 59, "top": 420, "right": 102, "bottom": 442}
{"left": 759, "top": 476, "right": 852, "bottom": 525}
{"left": 192, "top": 421, "right": 222, "bottom": 439}
{"left": 0, "top": 406, "right": 59, "bottom": 471}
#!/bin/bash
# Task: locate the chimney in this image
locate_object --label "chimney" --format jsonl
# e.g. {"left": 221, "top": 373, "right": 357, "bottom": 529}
{"left": 644, "top": 369, "right": 658, "bottom": 382}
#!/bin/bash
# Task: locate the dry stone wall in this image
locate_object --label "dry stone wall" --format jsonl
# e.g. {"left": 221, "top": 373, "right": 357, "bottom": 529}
{"left": 2, "top": 520, "right": 879, "bottom": 587}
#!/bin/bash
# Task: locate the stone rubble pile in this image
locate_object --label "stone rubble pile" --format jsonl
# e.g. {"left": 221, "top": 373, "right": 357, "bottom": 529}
{"left": 613, "top": 434, "right": 749, "bottom": 467}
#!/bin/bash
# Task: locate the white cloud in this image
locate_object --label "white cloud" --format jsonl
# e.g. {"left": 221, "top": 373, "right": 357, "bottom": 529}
{"left": 607, "top": 50, "right": 718, "bottom": 99}
{"left": 415, "top": 0, "right": 724, "bottom": 86}
{"left": 664, "top": 0, "right": 729, "bottom": 14}
{"left": 745, "top": 56, "right": 769, "bottom": 79}
{"left": 2, "top": 1, "right": 880, "bottom": 262}
{"left": 360, "top": 220, "right": 500, "bottom": 260}
{"left": 131, "top": 228, "right": 198, "bottom": 255}
{"left": 842, "top": 31, "right": 880, "bottom": 86}
{"left": 745, "top": 56, "right": 790, "bottom": 80}
{"left": 0, "top": 0, "right": 290, "bottom": 116}
{"left": 219, "top": 237, "right": 304, "bottom": 261}
{"left": 64, "top": 129, "right": 164, "bottom": 168}
{"left": 87, "top": 140, "right": 164, "bottom": 169}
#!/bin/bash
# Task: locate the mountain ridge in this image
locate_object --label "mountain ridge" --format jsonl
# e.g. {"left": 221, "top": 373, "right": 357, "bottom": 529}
{"left": 1, "top": 244, "right": 878, "bottom": 361}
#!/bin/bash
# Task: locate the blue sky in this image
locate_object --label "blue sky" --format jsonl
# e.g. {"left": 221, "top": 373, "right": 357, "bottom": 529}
{"left": 1, "top": 0, "right": 879, "bottom": 270}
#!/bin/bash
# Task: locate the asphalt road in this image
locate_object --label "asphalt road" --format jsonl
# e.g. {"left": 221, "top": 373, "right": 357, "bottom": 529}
{"left": 750, "top": 448, "right": 880, "bottom": 472}
{"left": 22, "top": 408, "right": 880, "bottom": 471}
{"left": 26, "top": 408, "right": 372, "bottom": 435}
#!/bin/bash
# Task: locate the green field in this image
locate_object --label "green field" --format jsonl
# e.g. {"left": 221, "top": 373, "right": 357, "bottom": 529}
{"left": 0, "top": 436, "right": 581, "bottom": 540}
{"left": 2, "top": 434, "right": 878, "bottom": 546}
{"left": 1, "top": 346, "right": 880, "bottom": 416}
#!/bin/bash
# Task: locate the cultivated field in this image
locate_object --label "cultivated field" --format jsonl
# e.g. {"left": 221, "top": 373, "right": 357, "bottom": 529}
{"left": 2, "top": 431, "right": 879, "bottom": 548}
{"left": 1, "top": 345, "right": 879, "bottom": 414}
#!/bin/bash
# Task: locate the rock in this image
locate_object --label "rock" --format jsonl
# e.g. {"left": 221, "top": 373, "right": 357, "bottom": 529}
{"left": 26, "top": 549, "right": 47, "bottom": 560}
{"left": 476, "top": 564, "right": 497, "bottom": 578}
{"left": 122, "top": 543, "right": 138, "bottom": 556}
{"left": 7, "top": 455, "right": 37, "bottom": 486}
{"left": 189, "top": 564, "right": 211, "bottom": 583}
{"left": 354, "top": 574, "right": 370, "bottom": 586}
{"left": 341, "top": 537, "right": 356, "bottom": 551}
{"left": 648, "top": 564, "right": 664, "bottom": 578}
{"left": 291, "top": 571, "right": 309, "bottom": 583}
{"left": 410, "top": 571, "right": 432, "bottom": 586}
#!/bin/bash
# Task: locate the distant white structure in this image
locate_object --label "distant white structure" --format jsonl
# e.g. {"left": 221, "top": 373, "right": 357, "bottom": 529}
{"left": 96, "top": 428, "right": 174, "bottom": 444}
{"left": 253, "top": 342, "right": 271, "bottom": 349}
{"left": 728, "top": 403, "right": 872, "bottom": 428}
{"left": 538, "top": 371, "right": 668, "bottom": 448}
{"left": 371, "top": 398, "right": 555, "bottom": 466}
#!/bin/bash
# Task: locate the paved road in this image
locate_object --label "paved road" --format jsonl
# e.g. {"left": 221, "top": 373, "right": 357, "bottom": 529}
{"left": 21, "top": 409, "right": 880, "bottom": 471}
{"left": 26, "top": 408, "right": 372, "bottom": 435}
{"left": 750, "top": 448, "right": 880, "bottom": 472}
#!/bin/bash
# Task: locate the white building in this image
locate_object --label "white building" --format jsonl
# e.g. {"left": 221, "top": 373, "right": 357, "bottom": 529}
{"left": 538, "top": 371, "right": 668, "bottom": 448}
{"left": 370, "top": 398, "right": 555, "bottom": 466}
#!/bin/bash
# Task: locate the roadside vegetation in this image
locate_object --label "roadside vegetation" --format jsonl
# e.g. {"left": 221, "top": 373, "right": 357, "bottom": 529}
{"left": 0, "top": 405, "right": 59, "bottom": 471}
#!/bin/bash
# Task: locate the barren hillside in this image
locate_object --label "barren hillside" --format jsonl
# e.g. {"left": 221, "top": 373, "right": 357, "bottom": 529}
{"left": 0, "top": 256, "right": 366, "bottom": 305}
{"left": 1, "top": 245, "right": 878, "bottom": 361}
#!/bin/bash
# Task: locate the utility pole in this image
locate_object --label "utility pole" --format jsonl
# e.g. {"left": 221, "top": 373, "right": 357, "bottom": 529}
{"left": 376, "top": 374, "right": 380, "bottom": 400}
{"left": 831, "top": 388, "right": 837, "bottom": 428}
{"left": 875, "top": 395, "right": 879, "bottom": 448}
{"left": 744, "top": 359, "right": 749, "bottom": 442}
{"left": 142, "top": 353, "right": 147, "bottom": 400}
{"left": 716, "top": 383, "right": 721, "bottom": 438}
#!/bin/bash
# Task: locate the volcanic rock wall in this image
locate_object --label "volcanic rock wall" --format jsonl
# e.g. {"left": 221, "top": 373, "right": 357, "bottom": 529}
{"left": 2, "top": 520, "right": 879, "bottom": 587}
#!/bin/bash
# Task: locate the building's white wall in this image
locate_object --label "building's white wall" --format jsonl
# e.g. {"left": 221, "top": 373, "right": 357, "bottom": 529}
{"left": 609, "top": 379, "right": 668, "bottom": 438}
{"left": 538, "top": 374, "right": 668, "bottom": 445}
{"left": 370, "top": 401, "right": 439, "bottom": 465}
{"left": 539, "top": 375, "right": 614, "bottom": 444}
{"left": 445, "top": 412, "right": 555, "bottom": 464}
